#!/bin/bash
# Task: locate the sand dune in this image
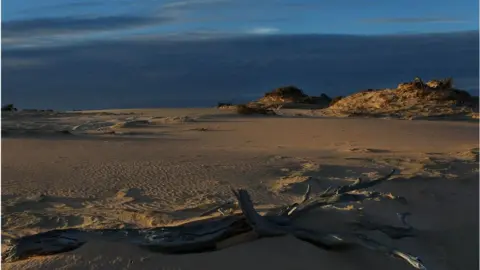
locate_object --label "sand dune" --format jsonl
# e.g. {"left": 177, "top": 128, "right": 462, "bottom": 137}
{"left": 1, "top": 108, "right": 478, "bottom": 269}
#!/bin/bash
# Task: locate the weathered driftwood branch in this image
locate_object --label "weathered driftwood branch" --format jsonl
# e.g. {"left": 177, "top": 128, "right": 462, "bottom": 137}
{"left": 2, "top": 169, "right": 427, "bottom": 269}
{"left": 232, "top": 189, "right": 352, "bottom": 250}
{"left": 199, "top": 199, "right": 237, "bottom": 217}
{"left": 289, "top": 169, "right": 398, "bottom": 218}
{"left": 276, "top": 184, "right": 312, "bottom": 216}
{"left": 333, "top": 169, "right": 396, "bottom": 195}
{"left": 351, "top": 212, "right": 415, "bottom": 239}
{"left": 138, "top": 216, "right": 251, "bottom": 254}
{"left": 2, "top": 230, "right": 87, "bottom": 263}
{"left": 233, "top": 189, "right": 286, "bottom": 237}
{"left": 353, "top": 233, "right": 427, "bottom": 270}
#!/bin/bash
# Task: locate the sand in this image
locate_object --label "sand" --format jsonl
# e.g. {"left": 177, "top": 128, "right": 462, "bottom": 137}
{"left": 1, "top": 108, "right": 479, "bottom": 270}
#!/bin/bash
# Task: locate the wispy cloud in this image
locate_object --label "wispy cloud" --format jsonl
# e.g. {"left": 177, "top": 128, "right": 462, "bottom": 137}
{"left": 39, "top": 1, "right": 105, "bottom": 9}
{"left": 15, "top": 1, "right": 105, "bottom": 16}
{"left": 247, "top": 27, "right": 280, "bottom": 34}
{"left": 162, "top": 0, "right": 231, "bottom": 10}
{"left": 123, "top": 29, "right": 240, "bottom": 41}
{"left": 361, "top": 17, "right": 468, "bottom": 24}
{"left": 2, "top": 15, "right": 173, "bottom": 38}
{"left": 2, "top": 58, "right": 48, "bottom": 69}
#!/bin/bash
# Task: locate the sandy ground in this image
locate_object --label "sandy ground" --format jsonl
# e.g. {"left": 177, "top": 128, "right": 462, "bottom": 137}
{"left": 1, "top": 108, "right": 479, "bottom": 270}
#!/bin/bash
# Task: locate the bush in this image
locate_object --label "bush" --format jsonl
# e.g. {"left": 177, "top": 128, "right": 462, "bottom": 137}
{"left": 264, "top": 86, "right": 307, "bottom": 99}
{"left": 217, "top": 102, "right": 233, "bottom": 108}
{"left": 302, "top": 93, "right": 332, "bottom": 104}
{"left": 470, "top": 96, "right": 479, "bottom": 108}
{"left": 236, "top": 104, "right": 276, "bottom": 115}
{"left": 302, "top": 96, "right": 316, "bottom": 104}
{"left": 329, "top": 96, "right": 344, "bottom": 106}
{"left": 1, "top": 104, "right": 17, "bottom": 111}
{"left": 320, "top": 93, "right": 332, "bottom": 100}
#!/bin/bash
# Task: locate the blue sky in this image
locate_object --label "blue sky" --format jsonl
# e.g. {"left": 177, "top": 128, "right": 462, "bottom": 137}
{"left": 2, "top": 1, "right": 478, "bottom": 110}
{"left": 2, "top": 0, "right": 478, "bottom": 48}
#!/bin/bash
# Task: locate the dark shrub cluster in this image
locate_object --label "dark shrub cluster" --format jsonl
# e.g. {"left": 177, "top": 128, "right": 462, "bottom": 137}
{"left": 236, "top": 104, "right": 276, "bottom": 115}
{"left": 329, "top": 96, "right": 344, "bottom": 106}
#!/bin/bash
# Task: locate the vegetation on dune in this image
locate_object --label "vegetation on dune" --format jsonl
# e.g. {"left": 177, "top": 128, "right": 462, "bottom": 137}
{"left": 329, "top": 96, "right": 344, "bottom": 107}
{"left": 319, "top": 77, "right": 478, "bottom": 119}
{"left": 235, "top": 104, "right": 277, "bottom": 115}
{"left": 217, "top": 102, "right": 233, "bottom": 108}
{"left": 228, "top": 76, "right": 477, "bottom": 120}
{"left": 1, "top": 104, "right": 17, "bottom": 112}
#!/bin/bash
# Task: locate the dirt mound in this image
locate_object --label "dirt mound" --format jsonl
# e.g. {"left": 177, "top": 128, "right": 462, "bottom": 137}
{"left": 320, "top": 78, "right": 478, "bottom": 120}
{"left": 258, "top": 86, "right": 308, "bottom": 104}
{"left": 255, "top": 86, "right": 331, "bottom": 108}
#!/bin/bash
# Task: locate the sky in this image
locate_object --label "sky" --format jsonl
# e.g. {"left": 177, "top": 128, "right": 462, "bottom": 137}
{"left": 2, "top": 0, "right": 478, "bottom": 48}
{"left": 1, "top": 0, "right": 479, "bottom": 109}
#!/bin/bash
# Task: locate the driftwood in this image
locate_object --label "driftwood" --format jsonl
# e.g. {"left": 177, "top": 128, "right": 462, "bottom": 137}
{"left": 350, "top": 212, "right": 415, "bottom": 240}
{"left": 2, "top": 169, "right": 427, "bottom": 269}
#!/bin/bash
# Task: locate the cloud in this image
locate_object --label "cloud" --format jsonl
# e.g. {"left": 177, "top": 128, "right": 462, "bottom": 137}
{"left": 13, "top": 1, "right": 104, "bottom": 18}
{"left": 361, "top": 17, "right": 468, "bottom": 24}
{"left": 3, "top": 31, "right": 478, "bottom": 110}
{"left": 247, "top": 27, "right": 280, "bottom": 34}
{"left": 162, "top": 0, "right": 231, "bottom": 10}
{"left": 2, "top": 58, "right": 49, "bottom": 69}
{"left": 35, "top": 1, "right": 105, "bottom": 10}
{"left": 135, "top": 30, "right": 240, "bottom": 40}
{"left": 1, "top": 15, "right": 173, "bottom": 38}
